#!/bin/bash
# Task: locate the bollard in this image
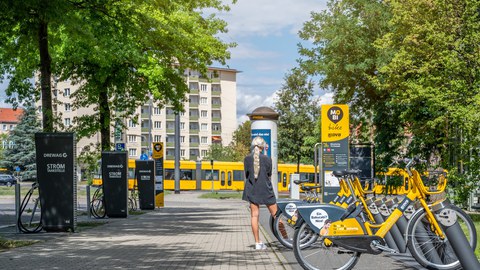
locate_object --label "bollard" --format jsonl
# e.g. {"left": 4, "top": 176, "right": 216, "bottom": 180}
{"left": 15, "top": 183, "right": 21, "bottom": 233}
{"left": 408, "top": 201, "right": 443, "bottom": 264}
{"left": 385, "top": 198, "right": 407, "bottom": 253}
{"left": 86, "top": 185, "right": 91, "bottom": 219}
{"left": 435, "top": 205, "right": 480, "bottom": 270}
{"left": 367, "top": 198, "right": 398, "bottom": 251}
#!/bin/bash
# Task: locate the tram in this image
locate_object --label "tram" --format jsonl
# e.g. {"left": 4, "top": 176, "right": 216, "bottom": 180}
{"left": 92, "top": 159, "right": 316, "bottom": 192}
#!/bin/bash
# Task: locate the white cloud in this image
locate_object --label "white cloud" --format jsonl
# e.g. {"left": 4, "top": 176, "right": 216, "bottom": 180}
{"left": 218, "top": 0, "right": 327, "bottom": 38}
{"left": 236, "top": 89, "right": 277, "bottom": 124}
{"left": 230, "top": 42, "right": 279, "bottom": 60}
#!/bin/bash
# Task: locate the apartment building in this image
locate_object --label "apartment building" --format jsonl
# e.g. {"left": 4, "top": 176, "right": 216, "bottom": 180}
{"left": 46, "top": 67, "right": 238, "bottom": 160}
{"left": 0, "top": 107, "right": 24, "bottom": 149}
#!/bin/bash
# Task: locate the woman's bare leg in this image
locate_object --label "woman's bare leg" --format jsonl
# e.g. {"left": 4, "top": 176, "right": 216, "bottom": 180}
{"left": 250, "top": 203, "right": 260, "bottom": 243}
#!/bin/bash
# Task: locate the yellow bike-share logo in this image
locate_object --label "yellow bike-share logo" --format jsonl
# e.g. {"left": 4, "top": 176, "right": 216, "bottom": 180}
{"left": 321, "top": 105, "right": 349, "bottom": 142}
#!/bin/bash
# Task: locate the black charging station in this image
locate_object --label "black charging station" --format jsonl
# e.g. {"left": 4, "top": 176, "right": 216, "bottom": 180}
{"left": 135, "top": 160, "right": 155, "bottom": 210}
{"left": 35, "top": 133, "right": 77, "bottom": 232}
{"left": 102, "top": 151, "right": 128, "bottom": 218}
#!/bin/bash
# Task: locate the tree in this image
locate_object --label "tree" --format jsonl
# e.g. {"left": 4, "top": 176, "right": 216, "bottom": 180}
{"left": 0, "top": 105, "right": 42, "bottom": 180}
{"left": 274, "top": 68, "right": 319, "bottom": 172}
{"left": 298, "top": 0, "right": 396, "bottom": 170}
{"left": 1, "top": 1, "right": 235, "bottom": 151}
{"left": 230, "top": 120, "right": 252, "bottom": 160}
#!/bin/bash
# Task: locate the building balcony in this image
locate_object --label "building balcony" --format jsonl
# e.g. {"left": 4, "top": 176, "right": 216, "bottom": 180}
{"left": 166, "top": 155, "right": 175, "bottom": 160}
{"left": 212, "top": 130, "right": 221, "bottom": 135}
{"left": 189, "top": 155, "right": 198, "bottom": 160}
{"left": 166, "top": 142, "right": 175, "bottom": 147}
{"left": 211, "top": 117, "right": 221, "bottom": 122}
{"left": 211, "top": 104, "right": 221, "bottom": 109}
{"left": 189, "top": 129, "right": 199, "bottom": 134}
{"left": 189, "top": 75, "right": 199, "bottom": 81}
{"left": 190, "top": 103, "right": 199, "bottom": 108}
{"left": 189, "top": 89, "right": 199, "bottom": 94}
{"left": 166, "top": 128, "right": 175, "bottom": 134}
{"left": 211, "top": 77, "right": 220, "bottom": 83}
{"left": 141, "top": 113, "right": 150, "bottom": 119}
{"left": 166, "top": 114, "right": 175, "bottom": 120}
{"left": 189, "top": 116, "right": 199, "bottom": 121}
{"left": 211, "top": 90, "right": 221, "bottom": 96}
{"left": 141, "top": 127, "right": 150, "bottom": 133}
{"left": 190, "top": 142, "right": 199, "bottom": 147}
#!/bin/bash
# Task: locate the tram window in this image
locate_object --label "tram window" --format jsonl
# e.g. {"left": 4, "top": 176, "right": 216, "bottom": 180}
{"left": 163, "top": 169, "right": 195, "bottom": 180}
{"left": 228, "top": 171, "right": 232, "bottom": 185}
{"left": 165, "top": 169, "right": 174, "bottom": 180}
{"left": 221, "top": 172, "right": 225, "bottom": 185}
{"left": 300, "top": 173, "right": 314, "bottom": 183}
{"left": 283, "top": 173, "right": 287, "bottom": 187}
{"left": 201, "top": 170, "right": 219, "bottom": 180}
{"left": 181, "top": 170, "right": 195, "bottom": 180}
{"left": 128, "top": 168, "right": 135, "bottom": 179}
{"left": 233, "top": 170, "right": 245, "bottom": 181}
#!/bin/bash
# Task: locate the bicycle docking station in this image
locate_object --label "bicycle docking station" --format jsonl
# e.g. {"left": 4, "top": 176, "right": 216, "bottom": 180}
{"left": 135, "top": 160, "right": 155, "bottom": 210}
{"left": 32, "top": 133, "right": 77, "bottom": 232}
{"left": 102, "top": 152, "right": 128, "bottom": 218}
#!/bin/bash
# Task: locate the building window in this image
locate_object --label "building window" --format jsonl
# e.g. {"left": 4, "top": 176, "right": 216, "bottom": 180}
{"left": 9, "top": 125, "right": 14, "bottom": 130}
{"left": 201, "top": 150, "right": 208, "bottom": 157}
{"left": 154, "top": 107, "right": 161, "bottom": 115}
{"left": 128, "top": 119, "right": 137, "bottom": 128}
{"left": 200, "top": 84, "right": 208, "bottom": 92}
{"left": 154, "top": 135, "right": 161, "bottom": 142}
{"left": 129, "top": 148, "right": 137, "bottom": 157}
{"left": 201, "top": 123, "right": 208, "bottom": 131}
{"left": 128, "top": 135, "right": 137, "bottom": 142}
{"left": 201, "top": 136, "right": 208, "bottom": 144}
{"left": 154, "top": 121, "right": 162, "bottom": 129}
{"left": 65, "top": 103, "right": 71, "bottom": 111}
{"left": 64, "top": 88, "right": 71, "bottom": 97}
{"left": 180, "top": 136, "right": 185, "bottom": 143}
{"left": 180, "top": 149, "right": 186, "bottom": 157}
{"left": 64, "top": 118, "right": 71, "bottom": 126}
{"left": 52, "top": 89, "right": 58, "bottom": 97}
{"left": 180, "top": 122, "right": 185, "bottom": 130}
{"left": 200, "top": 97, "right": 208, "bottom": 104}
{"left": 2, "top": 124, "right": 6, "bottom": 130}
{"left": 201, "top": 110, "right": 208, "bottom": 118}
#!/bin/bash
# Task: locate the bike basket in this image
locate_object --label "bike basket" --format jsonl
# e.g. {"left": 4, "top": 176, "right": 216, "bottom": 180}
{"left": 420, "top": 170, "right": 447, "bottom": 193}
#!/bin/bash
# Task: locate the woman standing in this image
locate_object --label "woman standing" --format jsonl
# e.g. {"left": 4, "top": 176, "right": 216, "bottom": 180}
{"left": 242, "top": 136, "right": 278, "bottom": 250}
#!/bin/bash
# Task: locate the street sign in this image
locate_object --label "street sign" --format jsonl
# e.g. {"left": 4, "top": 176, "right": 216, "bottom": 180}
{"left": 115, "top": 143, "right": 125, "bottom": 152}
{"left": 140, "top": 153, "right": 148, "bottom": 160}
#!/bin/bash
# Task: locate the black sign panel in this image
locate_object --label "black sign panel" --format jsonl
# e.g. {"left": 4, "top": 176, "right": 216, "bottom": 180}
{"left": 350, "top": 144, "right": 374, "bottom": 180}
{"left": 135, "top": 160, "right": 155, "bottom": 210}
{"left": 102, "top": 152, "right": 128, "bottom": 218}
{"left": 35, "top": 133, "right": 76, "bottom": 232}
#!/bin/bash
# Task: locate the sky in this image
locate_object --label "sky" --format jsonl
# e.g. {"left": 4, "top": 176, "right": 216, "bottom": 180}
{"left": 214, "top": 0, "right": 332, "bottom": 124}
{"left": 0, "top": 0, "right": 334, "bottom": 124}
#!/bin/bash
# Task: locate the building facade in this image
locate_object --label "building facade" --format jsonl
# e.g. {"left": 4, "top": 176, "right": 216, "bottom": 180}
{"left": 0, "top": 107, "right": 24, "bottom": 149}
{"left": 45, "top": 67, "right": 238, "bottom": 160}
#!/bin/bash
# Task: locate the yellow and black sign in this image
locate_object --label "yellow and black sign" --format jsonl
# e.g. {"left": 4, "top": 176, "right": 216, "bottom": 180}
{"left": 152, "top": 142, "right": 163, "bottom": 159}
{"left": 321, "top": 104, "right": 349, "bottom": 142}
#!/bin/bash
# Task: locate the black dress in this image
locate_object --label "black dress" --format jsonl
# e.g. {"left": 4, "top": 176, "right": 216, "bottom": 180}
{"left": 242, "top": 153, "right": 276, "bottom": 205}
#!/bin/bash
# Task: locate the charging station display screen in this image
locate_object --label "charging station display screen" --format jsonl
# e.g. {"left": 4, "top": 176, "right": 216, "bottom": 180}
{"left": 35, "top": 133, "right": 76, "bottom": 232}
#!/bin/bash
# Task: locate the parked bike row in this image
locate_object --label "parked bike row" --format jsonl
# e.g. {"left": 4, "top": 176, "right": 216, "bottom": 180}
{"left": 269, "top": 158, "right": 479, "bottom": 270}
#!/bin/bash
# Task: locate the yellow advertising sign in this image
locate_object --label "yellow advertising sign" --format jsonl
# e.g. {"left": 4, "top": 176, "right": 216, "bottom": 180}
{"left": 152, "top": 142, "right": 164, "bottom": 159}
{"left": 321, "top": 104, "right": 349, "bottom": 142}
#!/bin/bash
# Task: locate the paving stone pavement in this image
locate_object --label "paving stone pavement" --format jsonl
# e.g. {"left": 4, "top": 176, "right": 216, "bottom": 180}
{"left": 0, "top": 191, "right": 289, "bottom": 270}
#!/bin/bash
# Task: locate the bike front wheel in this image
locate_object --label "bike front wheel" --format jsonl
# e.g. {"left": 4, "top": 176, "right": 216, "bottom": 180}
{"left": 293, "top": 220, "right": 361, "bottom": 270}
{"left": 406, "top": 205, "right": 477, "bottom": 270}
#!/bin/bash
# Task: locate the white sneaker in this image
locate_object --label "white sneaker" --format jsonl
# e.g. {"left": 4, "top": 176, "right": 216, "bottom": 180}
{"left": 255, "top": 242, "right": 267, "bottom": 250}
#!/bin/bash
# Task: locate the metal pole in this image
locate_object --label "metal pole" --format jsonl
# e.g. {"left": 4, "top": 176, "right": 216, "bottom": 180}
{"left": 86, "top": 185, "right": 91, "bottom": 219}
{"left": 174, "top": 112, "right": 180, "bottom": 194}
{"left": 210, "top": 159, "right": 214, "bottom": 193}
{"left": 15, "top": 183, "right": 20, "bottom": 233}
{"left": 148, "top": 98, "right": 153, "bottom": 158}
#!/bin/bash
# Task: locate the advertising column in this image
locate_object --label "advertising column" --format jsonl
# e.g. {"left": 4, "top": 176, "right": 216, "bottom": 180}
{"left": 248, "top": 107, "right": 279, "bottom": 198}
{"left": 35, "top": 133, "right": 76, "bottom": 232}
{"left": 321, "top": 105, "right": 349, "bottom": 203}
{"left": 152, "top": 142, "right": 164, "bottom": 207}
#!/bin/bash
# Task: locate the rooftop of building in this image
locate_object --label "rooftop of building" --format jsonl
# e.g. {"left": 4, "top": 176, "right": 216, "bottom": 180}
{"left": 0, "top": 107, "right": 24, "bottom": 123}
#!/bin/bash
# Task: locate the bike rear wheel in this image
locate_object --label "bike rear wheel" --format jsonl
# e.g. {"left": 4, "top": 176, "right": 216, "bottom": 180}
{"left": 293, "top": 220, "right": 361, "bottom": 270}
{"left": 406, "top": 205, "right": 476, "bottom": 270}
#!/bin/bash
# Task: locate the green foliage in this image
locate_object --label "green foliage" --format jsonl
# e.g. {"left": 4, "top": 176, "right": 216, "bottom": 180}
{"left": 274, "top": 68, "right": 319, "bottom": 170}
{"left": 0, "top": 105, "right": 41, "bottom": 180}
{"left": 77, "top": 144, "right": 101, "bottom": 183}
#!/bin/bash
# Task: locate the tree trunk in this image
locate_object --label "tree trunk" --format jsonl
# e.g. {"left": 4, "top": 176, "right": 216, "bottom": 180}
{"left": 38, "top": 20, "right": 53, "bottom": 132}
{"left": 296, "top": 156, "right": 300, "bottom": 174}
{"left": 99, "top": 87, "right": 111, "bottom": 151}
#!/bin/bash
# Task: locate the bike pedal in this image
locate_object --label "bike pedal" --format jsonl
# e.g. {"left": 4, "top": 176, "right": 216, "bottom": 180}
{"left": 372, "top": 242, "right": 398, "bottom": 254}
